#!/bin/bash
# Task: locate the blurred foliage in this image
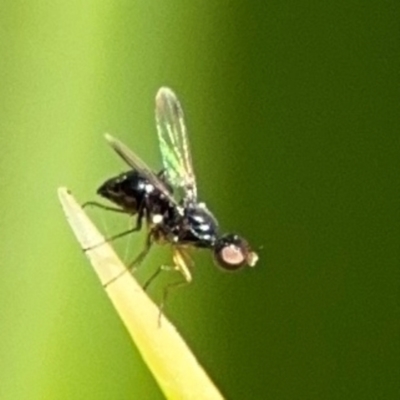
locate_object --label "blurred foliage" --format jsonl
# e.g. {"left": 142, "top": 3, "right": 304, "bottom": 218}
{"left": 0, "top": 1, "right": 399, "bottom": 399}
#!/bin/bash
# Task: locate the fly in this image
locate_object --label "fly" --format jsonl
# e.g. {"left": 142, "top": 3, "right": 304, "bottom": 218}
{"left": 85, "top": 87, "right": 258, "bottom": 291}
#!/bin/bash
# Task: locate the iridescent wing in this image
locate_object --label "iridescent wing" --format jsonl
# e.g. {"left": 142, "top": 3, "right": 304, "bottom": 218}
{"left": 155, "top": 87, "right": 197, "bottom": 203}
{"left": 104, "top": 133, "right": 180, "bottom": 209}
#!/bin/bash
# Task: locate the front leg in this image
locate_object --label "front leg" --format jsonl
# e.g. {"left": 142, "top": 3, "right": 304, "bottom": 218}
{"left": 142, "top": 247, "right": 193, "bottom": 325}
{"left": 143, "top": 247, "right": 193, "bottom": 291}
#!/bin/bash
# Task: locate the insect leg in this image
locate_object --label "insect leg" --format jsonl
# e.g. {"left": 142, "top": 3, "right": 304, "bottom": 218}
{"left": 157, "top": 248, "right": 193, "bottom": 325}
{"left": 82, "top": 201, "right": 127, "bottom": 213}
{"left": 142, "top": 266, "right": 163, "bottom": 292}
{"left": 104, "top": 229, "right": 154, "bottom": 287}
{"left": 158, "top": 278, "right": 190, "bottom": 326}
{"left": 143, "top": 247, "right": 193, "bottom": 291}
{"left": 126, "top": 229, "right": 154, "bottom": 271}
{"left": 83, "top": 206, "right": 144, "bottom": 252}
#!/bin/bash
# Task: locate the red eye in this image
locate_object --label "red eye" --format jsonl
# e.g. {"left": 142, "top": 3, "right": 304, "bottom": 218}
{"left": 214, "top": 234, "right": 258, "bottom": 271}
{"left": 217, "top": 244, "right": 246, "bottom": 270}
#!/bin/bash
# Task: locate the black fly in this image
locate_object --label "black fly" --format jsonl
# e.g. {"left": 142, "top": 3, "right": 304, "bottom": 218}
{"left": 85, "top": 87, "right": 258, "bottom": 289}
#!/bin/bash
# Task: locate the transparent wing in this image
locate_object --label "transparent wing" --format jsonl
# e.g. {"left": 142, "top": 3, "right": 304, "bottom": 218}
{"left": 155, "top": 87, "right": 197, "bottom": 203}
{"left": 104, "top": 133, "right": 179, "bottom": 208}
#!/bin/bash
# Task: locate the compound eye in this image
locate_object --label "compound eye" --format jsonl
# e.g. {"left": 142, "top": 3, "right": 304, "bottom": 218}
{"left": 214, "top": 233, "right": 259, "bottom": 271}
{"left": 215, "top": 243, "right": 247, "bottom": 270}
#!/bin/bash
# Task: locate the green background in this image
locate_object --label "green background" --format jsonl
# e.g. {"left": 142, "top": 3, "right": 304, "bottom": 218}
{"left": 0, "top": 1, "right": 399, "bottom": 399}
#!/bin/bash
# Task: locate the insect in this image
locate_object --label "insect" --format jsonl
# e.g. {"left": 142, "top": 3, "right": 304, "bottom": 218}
{"left": 85, "top": 87, "right": 258, "bottom": 290}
